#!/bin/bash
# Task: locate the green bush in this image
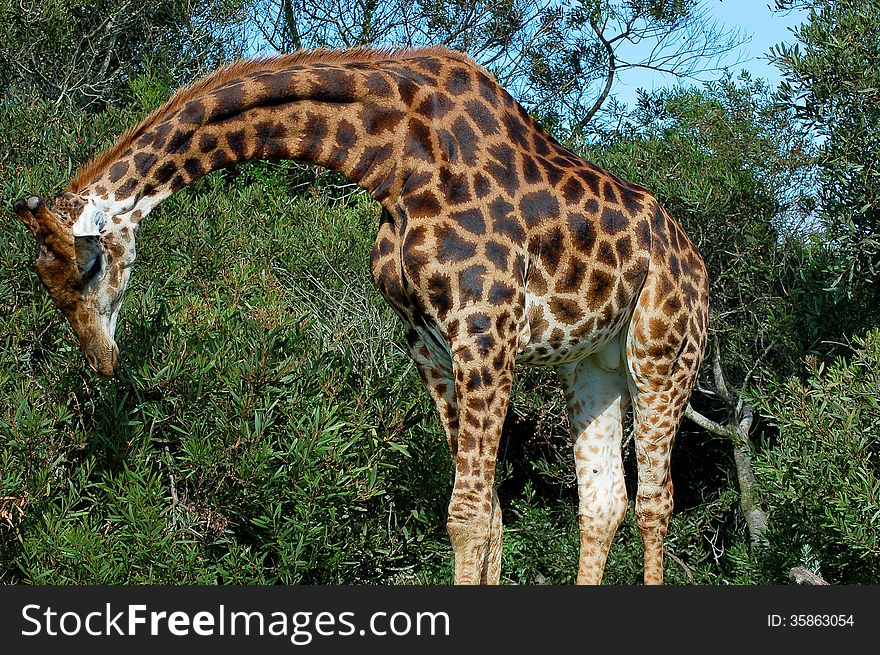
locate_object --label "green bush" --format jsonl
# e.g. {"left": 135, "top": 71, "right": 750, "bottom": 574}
{"left": 754, "top": 330, "right": 880, "bottom": 583}
{"left": 0, "top": 96, "right": 454, "bottom": 583}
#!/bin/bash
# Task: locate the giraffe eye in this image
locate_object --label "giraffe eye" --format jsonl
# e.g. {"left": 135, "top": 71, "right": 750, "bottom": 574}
{"left": 83, "top": 254, "right": 104, "bottom": 282}
{"left": 74, "top": 234, "right": 105, "bottom": 283}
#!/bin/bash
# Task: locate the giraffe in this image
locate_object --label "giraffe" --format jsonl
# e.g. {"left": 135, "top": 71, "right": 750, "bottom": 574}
{"left": 14, "top": 46, "right": 708, "bottom": 585}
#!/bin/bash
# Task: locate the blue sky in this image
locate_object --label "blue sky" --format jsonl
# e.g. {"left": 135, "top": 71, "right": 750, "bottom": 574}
{"left": 612, "top": 0, "right": 811, "bottom": 106}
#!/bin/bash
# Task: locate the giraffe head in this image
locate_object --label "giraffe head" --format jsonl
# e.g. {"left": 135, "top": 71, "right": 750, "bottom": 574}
{"left": 14, "top": 193, "right": 135, "bottom": 378}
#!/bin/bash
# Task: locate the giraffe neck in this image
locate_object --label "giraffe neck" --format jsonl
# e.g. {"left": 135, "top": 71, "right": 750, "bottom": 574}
{"left": 69, "top": 58, "right": 415, "bottom": 233}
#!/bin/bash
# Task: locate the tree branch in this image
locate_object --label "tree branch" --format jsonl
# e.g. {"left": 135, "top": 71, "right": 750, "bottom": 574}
{"left": 282, "top": 0, "right": 303, "bottom": 50}
{"left": 573, "top": 19, "right": 617, "bottom": 132}
{"left": 731, "top": 412, "right": 769, "bottom": 546}
{"left": 789, "top": 567, "right": 830, "bottom": 585}
{"left": 665, "top": 549, "right": 696, "bottom": 584}
{"left": 685, "top": 404, "right": 736, "bottom": 438}
{"left": 712, "top": 333, "right": 731, "bottom": 401}
{"left": 688, "top": 336, "right": 769, "bottom": 547}
{"left": 736, "top": 341, "right": 774, "bottom": 419}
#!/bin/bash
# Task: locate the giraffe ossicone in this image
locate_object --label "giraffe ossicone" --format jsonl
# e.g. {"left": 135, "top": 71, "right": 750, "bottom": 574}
{"left": 14, "top": 46, "right": 709, "bottom": 585}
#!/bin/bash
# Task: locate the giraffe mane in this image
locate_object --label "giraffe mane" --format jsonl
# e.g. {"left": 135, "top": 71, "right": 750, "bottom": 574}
{"left": 67, "top": 46, "right": 482, "bottom": 193}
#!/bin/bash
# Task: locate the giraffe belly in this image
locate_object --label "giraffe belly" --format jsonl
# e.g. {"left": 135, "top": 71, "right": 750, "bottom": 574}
{"left": 515, "top": 292, "right": 632, "bottom": 367}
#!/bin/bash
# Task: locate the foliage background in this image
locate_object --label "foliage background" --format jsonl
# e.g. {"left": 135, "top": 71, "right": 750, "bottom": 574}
{"left": 1, "top": 0, "right": 878, "bottom": 584}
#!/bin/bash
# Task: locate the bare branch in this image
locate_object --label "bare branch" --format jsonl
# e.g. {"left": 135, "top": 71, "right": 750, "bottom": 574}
{"left": 665, "top": 549, "right": 696, "bottom": 584}
{"left": 789, "top": 567, "right": 830, "bottom": 586}
{"left": 712, "top": 334, "right": 731, "bottom": 401}
{"left": 237, "top": 1, "right": 745, "bottom": 136}
{"left": 573, "top": 18, "right": 617, "bottom": 133}
{"left": 736, "top": 341, "right": 775, "bottom": 418}
{"left": 685, "top": 404, "right": 737, "bottom": 438}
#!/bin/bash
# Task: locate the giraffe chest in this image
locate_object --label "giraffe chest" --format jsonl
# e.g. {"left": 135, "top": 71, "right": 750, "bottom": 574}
{"left": 369, "top": 229, "right": 458, "bottom": 373}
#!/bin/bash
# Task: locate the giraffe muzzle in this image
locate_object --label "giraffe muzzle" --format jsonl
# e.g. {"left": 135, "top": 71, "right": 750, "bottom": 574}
{"left": 83, "top": 339, "right": 119, "bottom": 379}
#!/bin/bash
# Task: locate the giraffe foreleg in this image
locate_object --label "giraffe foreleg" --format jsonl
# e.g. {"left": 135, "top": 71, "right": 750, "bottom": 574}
{"left": 481, "top": 487, "right": 503, "bottom": 584}
{"left": 405, "top": 327, "right": 504, "bottom": 584}
{"left": 557, "top": 353, "right": 630, "bottom": 585}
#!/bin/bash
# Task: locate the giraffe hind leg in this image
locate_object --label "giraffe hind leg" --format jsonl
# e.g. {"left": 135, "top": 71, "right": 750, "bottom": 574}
{"left": 557, "top": 347, "right": 630, "bottom": 585}
{"left": 627, "top": 382, "right": 677, "bottom": 585}
{"left": 626, "top": 278, "right": 708, "bottom": 584}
